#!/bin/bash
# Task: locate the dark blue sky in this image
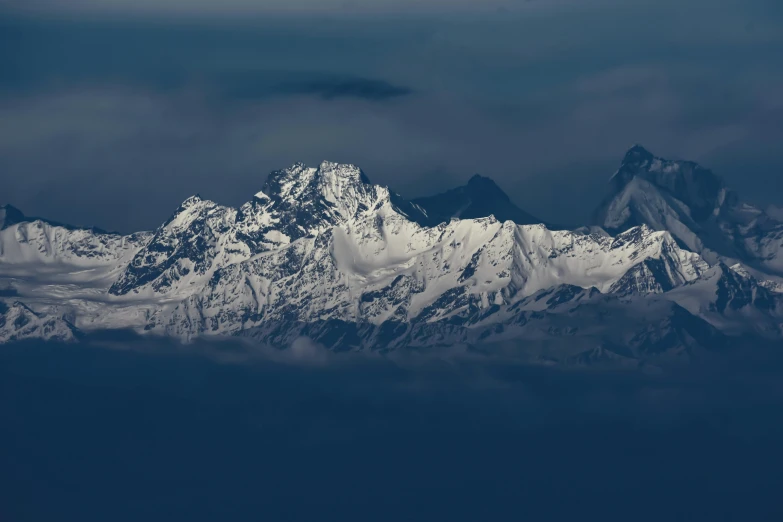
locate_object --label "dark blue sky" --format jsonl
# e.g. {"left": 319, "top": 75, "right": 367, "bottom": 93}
{"left": 1, "top": 0, "right": 782, "bottom": 232}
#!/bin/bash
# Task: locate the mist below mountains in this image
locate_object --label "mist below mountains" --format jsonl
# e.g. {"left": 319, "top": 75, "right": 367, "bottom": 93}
{"left": 2, "top": 337, "right": 783, "bottom": 522}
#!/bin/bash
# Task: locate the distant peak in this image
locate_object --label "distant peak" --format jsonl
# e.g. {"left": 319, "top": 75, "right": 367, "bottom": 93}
{"left": 467, "top": 173, "right": 497, "bottom": 187}
{"left": 412, "top": 172, "right": 545, "bottom": 226}
{"left": 622, "top": 144, "right": 654, "bottom": 165}
{"left": 0, "top": 204, "right": 25, "bottom": 230}
{"left": 0, "top": 203, "right": 23, "bottom": 212}
{"left": 466, "top": 174, "right": 503, "bottom": 192}
{"left": 601, "top": 145, "right": 731, "bottom": 227}
{"left": 611, "top": 145, "right": 665, "bottom": 182}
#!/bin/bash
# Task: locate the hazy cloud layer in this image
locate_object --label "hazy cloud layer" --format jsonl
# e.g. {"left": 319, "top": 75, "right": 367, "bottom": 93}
{"left": 282, "top": 77, "right": 412, "bottom": 101}
{"left": 0, "top": 3, "right": 781, "bottom": 232}
{"left": 3, "top": 337, "right": 783, "bottom": 521}
{"left": 5, "top": 0, "right": 653, "bottom": 17}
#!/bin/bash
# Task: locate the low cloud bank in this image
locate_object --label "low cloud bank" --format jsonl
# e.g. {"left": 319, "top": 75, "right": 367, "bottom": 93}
{"left": 2, "top": 336, "right": 783, "bottom": 521}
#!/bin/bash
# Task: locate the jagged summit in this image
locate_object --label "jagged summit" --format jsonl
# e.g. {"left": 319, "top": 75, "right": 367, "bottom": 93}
{"left": 255, "top": 160, "right": 428, "bottom": 227}
{"left": 413, "top": 173, "right": 544, "bottom": 227}
{"left": 595, "top": 146, "right": 783, "bottom": 275}
{"left": 608, "top": 145, "right": 726, "bottom": 219}
{"left": 108, "top": 160, "right": 431, "bottom": 296}
{"left": 176, "top": 194, "right": 207, "bottom": 210}
{"left": 259, "top": 161, "right": 371, "bottom": 202}
{"left": 619, "top": 144, "right": 655, "bottom": 168}
{"left": 598, "top": 145, "right": 727, "bottom": 233}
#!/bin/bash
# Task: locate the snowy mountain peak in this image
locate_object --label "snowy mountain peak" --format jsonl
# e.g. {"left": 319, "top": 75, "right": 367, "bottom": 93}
{"left": 318, "top": 160, "right": 367, "bottom": 181}
{"left": 162, "top": 194, "right": 222, "bottom": 233}
{"left": 260, "top": 161, "right": 370, "bottom": 201}
{"left": 181, "top": 194, "right": 204, "bottom": 207}
{"left": 260, "top": 161, "right": 404, "bottom": 226}
{"left": 108, "top": 161, "right": 428, "bottom": 297}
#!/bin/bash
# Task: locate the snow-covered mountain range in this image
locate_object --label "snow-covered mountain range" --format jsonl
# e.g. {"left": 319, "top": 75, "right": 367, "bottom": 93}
{"left": 2, "top": 147, "right": 782, "bottom": 366}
